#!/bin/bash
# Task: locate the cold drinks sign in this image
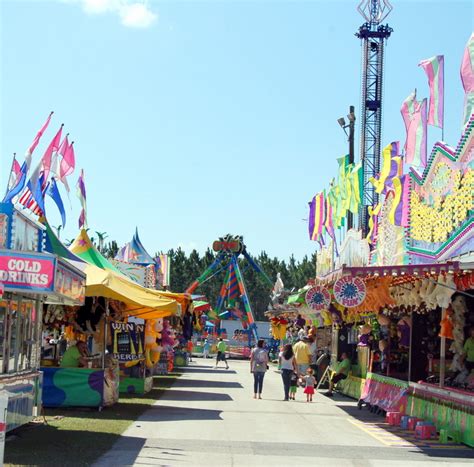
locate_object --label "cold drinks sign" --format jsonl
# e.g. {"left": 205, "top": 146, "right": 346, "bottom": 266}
{"left": 0, "top": 251, "right": 55, "bottom": 292}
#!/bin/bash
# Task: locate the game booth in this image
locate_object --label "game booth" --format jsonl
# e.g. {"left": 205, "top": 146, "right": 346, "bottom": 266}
{"left": 40, "top": 226, "right": 179, "bottom": 403}
{"left": 304, "top": 114, "right": 474, "bottom": 446}
{"left": 307, "top": 84, "right": 474, "bottom": 446}
{"left": 0, "top": 204, "right": 86, "bottom": 431}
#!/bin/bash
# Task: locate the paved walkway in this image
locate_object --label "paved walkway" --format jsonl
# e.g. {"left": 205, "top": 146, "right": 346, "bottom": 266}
{"left": 95, "top": 358, "right": 473, "bottom": 466}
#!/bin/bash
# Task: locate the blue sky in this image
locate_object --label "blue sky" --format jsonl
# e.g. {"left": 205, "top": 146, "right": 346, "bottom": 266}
{"left": 0, "top": 0, "right": 472, "bottom": 260}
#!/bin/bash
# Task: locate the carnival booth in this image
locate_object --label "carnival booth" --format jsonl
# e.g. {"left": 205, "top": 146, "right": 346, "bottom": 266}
{"left": 40, "top": 227, "right": 178, "bottom": 402}
{"left": 305, "top": 112, "right": 474, "bottom": 445}
{"left": 303, "top": 25, "right": 474, "bottom": 440}
{"left": 0, "top": 204, "right": 86, "bottom": 430}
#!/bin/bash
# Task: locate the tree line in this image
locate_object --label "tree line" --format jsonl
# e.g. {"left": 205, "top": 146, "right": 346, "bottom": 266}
{"left": 67, "top": 229, "right": 316, "bottom": 322}
{"left": 164, "top": 248, "right": 316, "bottom": 321}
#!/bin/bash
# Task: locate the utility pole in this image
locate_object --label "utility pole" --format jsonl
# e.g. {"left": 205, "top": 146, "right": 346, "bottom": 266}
{"left": 337, "top": 106, "right": 356, "bottom": 230}
{"left": 348, "top": 105, "right": 355, "bottom": 230}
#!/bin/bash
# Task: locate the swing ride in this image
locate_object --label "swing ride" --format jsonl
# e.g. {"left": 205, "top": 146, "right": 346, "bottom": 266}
{"left": 186, "top": 235, "right": 273, "bottom": 346}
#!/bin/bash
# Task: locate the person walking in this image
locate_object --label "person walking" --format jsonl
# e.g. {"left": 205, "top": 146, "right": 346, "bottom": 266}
{"left": 302, "top": 368, "right": 317, "bottom": 402}
{"left": 215, "top": 338, "right": 229, "bottom": 369}
{"left": 203, "top": 339, "right": 211, "bottom": 359}
{"left": 279, "top": 344, "right": 297, "bottom": 401}
{"left": 186, "top": 340, "right": 194, "bottom": 362}
{"left": 289, "top": 372, "right": 298, "bottom": 400}
{"left": 250, "top": 339, "right": 269, "bottom": 399}
{"left": 293, "top": 338, "right": 311, "bottom": 374}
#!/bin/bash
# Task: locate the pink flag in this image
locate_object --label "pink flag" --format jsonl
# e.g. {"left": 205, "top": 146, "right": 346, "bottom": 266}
{"left": 24, "top": 111, "right": 53, "bottom": 172}
{"left": 41, "top": 125, "right": 63, "bottom": 181}
{"left": 60, "top": 141, "right": 75, "bottom": 181}
{"left": 7, "top": 155, "right": 22, "bottom": 190}
{"left": 461, "top": 33, "right": 474, "bottom": 128}
{"left": 419, "top": 55, "right": 444, "bottom": 128}
{"left": 400, "top": 90, "right": 417, "bottom": 152}
{"left": 405, "top": 98, "right": 428, "bottom": 168}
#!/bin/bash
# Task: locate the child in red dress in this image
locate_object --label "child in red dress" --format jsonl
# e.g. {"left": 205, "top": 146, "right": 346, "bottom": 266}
{"left": 303, "top": 368, "right": 316, "bottom": 402}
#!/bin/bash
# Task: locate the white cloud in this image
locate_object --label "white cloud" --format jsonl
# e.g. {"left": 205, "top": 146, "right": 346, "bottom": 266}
{"left": 63, "top": 0, "right": 157, "bottom": 29}
{"left": 119, "top": 3, "right": 157, "bottom": 28}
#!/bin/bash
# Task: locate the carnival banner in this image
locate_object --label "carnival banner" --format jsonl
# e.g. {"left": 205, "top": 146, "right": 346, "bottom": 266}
{"left": 305, "top": 285, "right": 331, "bottom": 311}
{"left": 361, "top": 372, "right": 409, "bottom": 413}
{"left": 110, "top": 321, "right": 145, "bottom": 362}
{"left": 333, "top": 276, "right": 366, "bottom": 308}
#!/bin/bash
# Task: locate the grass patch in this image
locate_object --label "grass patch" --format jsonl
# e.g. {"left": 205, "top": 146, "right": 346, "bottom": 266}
{"left": 5, "top": 373, "right": 182, "bottom": 466}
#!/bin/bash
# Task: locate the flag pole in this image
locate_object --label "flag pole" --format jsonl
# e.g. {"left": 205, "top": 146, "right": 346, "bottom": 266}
{"left": 4, "top": 153, "right": 17, "bottom": 198}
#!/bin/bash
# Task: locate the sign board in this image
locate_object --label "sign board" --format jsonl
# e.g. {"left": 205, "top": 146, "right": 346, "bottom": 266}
{"left": 53, "top": 261, "right": 86, "bottom": 305}
{"left": 110, "top": 321, "right": 145, "bottom": 362}
{"left": 0, "top": 251, "right": 55, "bottom": 293}
{"left": 305, "top": 285, "right": 331, "bottom": 311}
{"left": 333, "top": 276, "right": 366, "bottom": 308}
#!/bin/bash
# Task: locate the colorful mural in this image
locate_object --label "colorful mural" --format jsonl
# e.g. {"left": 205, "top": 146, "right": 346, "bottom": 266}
{"left": 42, "top": 367, "right": 119, "bottom": 408}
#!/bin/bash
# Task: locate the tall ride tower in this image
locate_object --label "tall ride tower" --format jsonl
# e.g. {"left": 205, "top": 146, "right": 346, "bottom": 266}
{"left": 357, "top": 0, "right": 393, "bottom": 236}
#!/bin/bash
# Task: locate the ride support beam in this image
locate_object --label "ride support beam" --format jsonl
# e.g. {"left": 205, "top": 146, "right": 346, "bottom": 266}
{"left": 231, "top": 255, "right": 259, "bottom": 342}
{"left": 185, "top": 251, "right": 226, "bottom": 294}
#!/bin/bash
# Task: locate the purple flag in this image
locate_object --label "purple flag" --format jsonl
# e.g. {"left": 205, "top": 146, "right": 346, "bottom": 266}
{"left": 76, "top": 169, "right": 87, "bottom": 229}
{"left": 419, "top": 55, "right": 444, "bottom": 128}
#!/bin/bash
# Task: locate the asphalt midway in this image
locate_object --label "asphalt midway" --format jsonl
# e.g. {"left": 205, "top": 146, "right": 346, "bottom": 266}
{"left": 94, "top": 358, "right": 474, "bottom": 466}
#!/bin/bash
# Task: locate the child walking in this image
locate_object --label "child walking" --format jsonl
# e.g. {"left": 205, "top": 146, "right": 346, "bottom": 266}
{"left": 303, "top": 368, "right": 316, "bottom": 402}
{"left": 289, "top": 372, "right": 298, "bottom": 400}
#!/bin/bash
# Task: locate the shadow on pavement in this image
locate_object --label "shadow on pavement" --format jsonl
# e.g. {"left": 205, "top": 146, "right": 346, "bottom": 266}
{"left": 173, "top": 379, "right": 243, "bottom": 389}
{"left": 179, "top": 367, "right": 237, "bottom": 375}
{"left": 156, "top": 389, "right": 233, "bottom": 402}
{"left": 139, "top": 405, "right": 223, "bottom": 422}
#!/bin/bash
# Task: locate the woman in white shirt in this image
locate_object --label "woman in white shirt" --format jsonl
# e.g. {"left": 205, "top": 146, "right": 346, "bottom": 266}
{"left": 279, "top": 344, "right": 297, "bottom": 401}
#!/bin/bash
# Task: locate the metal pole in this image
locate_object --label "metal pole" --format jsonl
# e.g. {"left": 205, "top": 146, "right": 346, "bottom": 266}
{"left": 347, "top": 106, "right": 355, "bottom": 230}
{"left": 408, "top": 314, "right": 413, "bottom": 382}
{"left": 439, "top": 308, "right": 446, "bottom": 388}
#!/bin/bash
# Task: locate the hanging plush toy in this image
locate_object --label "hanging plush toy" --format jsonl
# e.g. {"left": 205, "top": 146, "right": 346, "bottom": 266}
{"left": 161, "top": 319, "right": 175, "bottom": 349}
{"left": 144, "top": 319, "right": 158, "bottom": 368}
{"left": 439, "top": 307, "right": 454, "bottom": 340}
{"left": 397, "top": 316, "right": 411, "bottom": 347}
{"left": 450, "top": 295, "right": 467, "bottom": 371}
{"left": 358, "top": 323, "right": 372, "bottom": 346}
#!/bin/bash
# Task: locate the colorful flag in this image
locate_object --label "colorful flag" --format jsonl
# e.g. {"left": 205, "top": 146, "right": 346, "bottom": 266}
{"left": 18, "top": 172, "right": 47, "bottom": 216}
{"left": 3, "top": 161, "right": 27, "bottom": 203}
{"left": 324, "top": 195, "right": 338, "bottom": 256}
{"left": 405, "top": 98, "right": 428, "bottom": 167}
{"left": 6, "top": 155, "right": 21, "bottom": 192}
{"left": 25, "top": 112, "right": 53, "bottom": 171}
{"left": 308, "top": 192, "right": 326, "bottom": 243}
{"left": 460, "top": 33, "right": 474, "bottom": 128}
{"left": 76, "top": 169, "right": 87, "bottom": 229}
{"left": 41, "top": 125, "right": 63, "bottom": 181}
{"left": 349, "top": 162, "right": 363, "bottom": 214}
{"left": 156, "top": 254, "right": 170, "bottom": 287}
{"left": 60, "top": 141, "right": 76, "bottom": 183}
{"left": 401, "top": 90, "right": 417, "bottom": 133}
{"left": 419, "top": 55, "right": 444, "bottom": 128}
{"left": 47, "top": 178, "right": 66, "bottom": 227}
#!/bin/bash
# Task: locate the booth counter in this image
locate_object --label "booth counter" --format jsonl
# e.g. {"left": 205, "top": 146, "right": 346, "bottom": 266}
{"left": 41, "top": 365, "right": 119, "bottom": 408}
